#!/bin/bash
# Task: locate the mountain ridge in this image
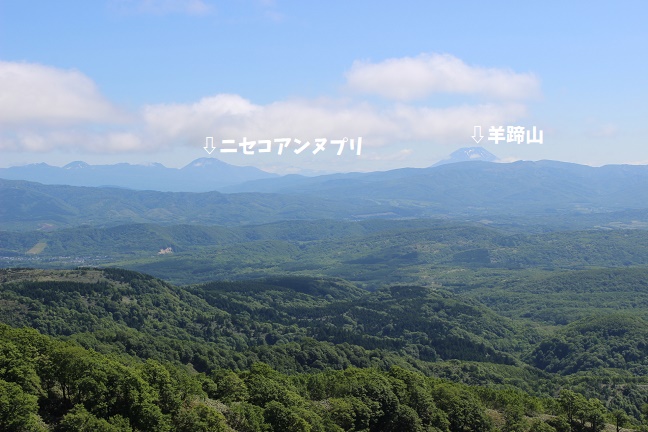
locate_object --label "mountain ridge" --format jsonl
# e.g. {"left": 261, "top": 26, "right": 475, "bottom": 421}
{"left": 5, "top": 159, "right": 648, "bottom": 230}
{"left": 0, "top": 157, "right": 278, "bottom": 192}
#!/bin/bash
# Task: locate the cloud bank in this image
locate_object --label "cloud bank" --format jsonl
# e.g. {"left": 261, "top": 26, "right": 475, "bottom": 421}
{"left": 0, "top": 54, "right": 539, "bottom": 159}
{"left": 0, "top": 62, "right": 123, "bottom": 125}
{"left": 346, "top": 53, "right": 540, "bottom": 101}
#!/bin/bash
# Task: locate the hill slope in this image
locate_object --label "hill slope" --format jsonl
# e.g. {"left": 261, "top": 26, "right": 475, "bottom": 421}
{"left": 0, "top": 268, "right": 532, "bottom": 371}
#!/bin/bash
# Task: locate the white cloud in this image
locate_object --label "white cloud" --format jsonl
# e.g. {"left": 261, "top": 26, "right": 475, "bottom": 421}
{"left": 0, "top": 62, "right": 124, "bottom": 125}
{"left": 1, "top": 94, "right": 526, "bottom": 154}
{"left": 1, "top": 130, "right": 144, "bottom": 153}
{"left": 346, "top": 53, "right": 540, "bottom": 101}
{"left": 143, "top": 95, "right": 396, "bottom": 146}
{"left": 0, "top": 55, "right": 535, "bottom": 165}
{"left": 141, "top": 95, "right": 526, "bottom": 148}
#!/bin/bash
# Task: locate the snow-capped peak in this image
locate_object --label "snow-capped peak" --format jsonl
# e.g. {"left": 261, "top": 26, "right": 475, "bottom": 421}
{"left": 63, "top": 161, "right": 90, "bottom": 170}
{"left": 182, "top": 158, "right": 224, "bottom": 169}
{"left": 432, "top": 147, "right": 498, "bottom": 167}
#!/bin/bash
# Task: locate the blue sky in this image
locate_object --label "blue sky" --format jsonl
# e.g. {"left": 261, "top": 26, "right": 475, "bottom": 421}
{"left": 1, "top": 0, "right": 647, "bottom": 173}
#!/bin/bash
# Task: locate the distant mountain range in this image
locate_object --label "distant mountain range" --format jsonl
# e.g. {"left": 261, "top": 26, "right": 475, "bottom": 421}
{"left": 0, "top": 157, "right": 277, "bottom": 192}
{"left": 4, "top": 154, "right": 648, "bottom": 231}
{"left": 0, "top": 147, "right": 498, "bottom": 193}
{"left": 0, "top": 177, "right": 385, "bottom": 231}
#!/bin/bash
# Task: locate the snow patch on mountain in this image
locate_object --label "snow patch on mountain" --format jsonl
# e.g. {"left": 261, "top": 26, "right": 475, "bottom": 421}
{"left": 63, "top": 161, "right": 90, "bottom": 169}
{"left": 432, "top": 147, "right": 498, "bottom": 167}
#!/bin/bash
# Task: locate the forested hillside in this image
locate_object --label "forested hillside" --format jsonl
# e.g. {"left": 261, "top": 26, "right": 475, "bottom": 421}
{"left": 4, "top": 203, "right": 648, "bottom": 431}
{"left": 5, "top": 220, "right": 648, "bottom": 286}
{"left": 2, "top": 268, "right": 648, "bottom": 430}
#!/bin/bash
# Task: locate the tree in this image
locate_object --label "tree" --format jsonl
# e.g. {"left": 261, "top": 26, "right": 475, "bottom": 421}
{"left": 585, "top": 398, "right": 606, "bottom": 432}
{"left": 0, "top": 379, "right": 46, "bottom": 432}
{"left": 264, "top": 401, "right": 311, "bottom": 432}
{"left": 502, "top": 400, "right": 527, "bottom": 432}
{"left": 612, "top": 410, "right": 630, "bottom": 432}
{"left": 224, "top": 402, "right": 267, "bottom": 432}
{"left": 211, "top": 369, "right": 248, "bottom": 403}
{"left": 611, "top": 409, "right": 629, "bottom": 432}
{"left": 327, "top": 396, "right": 372, "bottom": 432}
{"left": 384, "top": 404, "right": 424, "bottom": 432}
{"left": 0, "top": 338, "right": 42, "bottom": 395}
{"left": 558, "top": 390, "right": 578, "bottom": 425}
{"left": 56, "top": 405, "right": 130, "bottom": 432}
{"left": 558, "top": 389, "right": 589, "bottom": 429}
{"left": 174, "top": 402, "right": 227, "bottom": 432}
{"left": 140, "top": 360, "right": 183, "bottom": 414}
{"left": 431, "top": 383, "right": 492, "bottom": 432}
{"left": 529, "top": 419, "right": 557, "bottom": 432}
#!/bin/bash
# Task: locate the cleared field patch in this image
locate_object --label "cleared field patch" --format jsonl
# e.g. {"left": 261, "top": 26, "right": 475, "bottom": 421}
{"left": 26, "top": 242, "right": 47, "bottom": 255}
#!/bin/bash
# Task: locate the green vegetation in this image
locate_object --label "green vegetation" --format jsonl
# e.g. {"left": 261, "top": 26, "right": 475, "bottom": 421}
{"left": 5, "top": 220, "right": 648, "bottom": 287}
{"left": 528, "top": 314, "right": 648, "bottom": 374}
{"left": 0, "top": 269, "right": 529, "bottom": 373}
{"left": 4, "top": 213, "right": 648, "bottom": 430}
{"left": 1, "top": 267, "right": 648, "bottom": 430}
{"left": 0, "top": 322, "right": 635, "bottom": 431}
{"left": 447, "top": 267, "right": 648, "bottom": 325}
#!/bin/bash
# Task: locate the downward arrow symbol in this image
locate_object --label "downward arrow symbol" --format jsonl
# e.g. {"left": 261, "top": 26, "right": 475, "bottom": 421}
{"left": 472, "top": 126, "right": 484, "bottom": 144}
{"left": 204, "top": 137, "right": 216, "bottom": 154}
